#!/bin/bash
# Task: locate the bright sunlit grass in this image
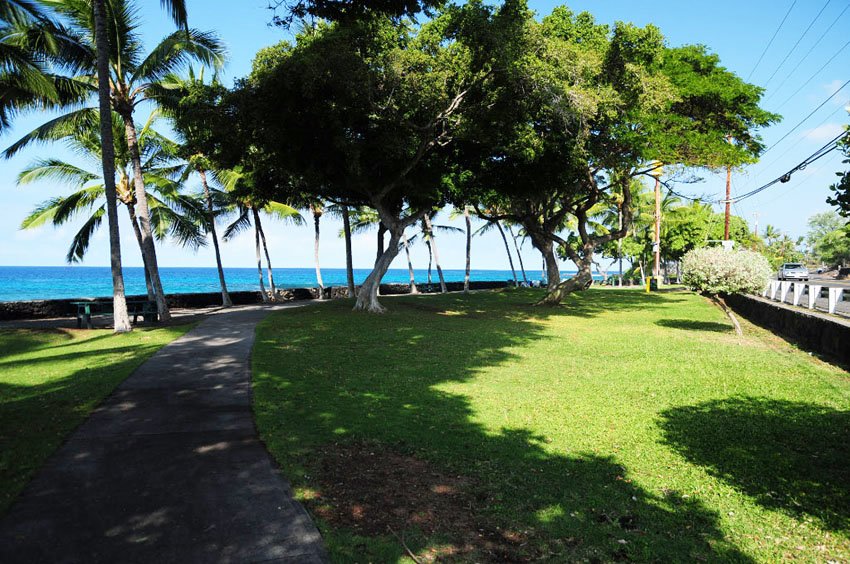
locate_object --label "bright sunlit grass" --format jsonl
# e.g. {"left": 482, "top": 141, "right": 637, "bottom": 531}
{"left": 253, "top": 288, "right": 850, "bottom": 562}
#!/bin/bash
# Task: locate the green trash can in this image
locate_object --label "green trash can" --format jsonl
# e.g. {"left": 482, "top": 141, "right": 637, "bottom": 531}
{"left": 649, "top": 277, "right": 659, "bottom": 291}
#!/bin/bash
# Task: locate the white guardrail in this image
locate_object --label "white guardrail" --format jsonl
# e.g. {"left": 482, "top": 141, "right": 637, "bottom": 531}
{"left": 762, "top": 280, "right": 846, "bottom": 315}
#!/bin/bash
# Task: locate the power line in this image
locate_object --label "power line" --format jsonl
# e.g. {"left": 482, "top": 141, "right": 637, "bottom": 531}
{"left": 763, "top": 0, "right": 832, "bottom": 87}
{"left": 734, "top": 129, "right": 848, "bottom": 202}
{"left": 762, "top": 77, "right": 850, "bottom": 155}
{"left": 766, "top": 2, "right": 850, "bottom": 100}
{"left": 774, "top": 40, "right": 850, "bottom": 111}
{"left": 747, "top": 0, "right": 798, "bottom": 81}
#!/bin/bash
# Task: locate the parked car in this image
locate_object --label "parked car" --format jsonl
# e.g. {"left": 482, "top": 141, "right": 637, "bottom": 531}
{"left": 778, "top": 263, "right": 809, "bottom": 281}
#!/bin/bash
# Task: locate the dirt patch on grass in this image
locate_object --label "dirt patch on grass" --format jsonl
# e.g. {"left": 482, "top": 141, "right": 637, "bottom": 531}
{"left": 307, "top": 441, "right": 536, "bottom": 561}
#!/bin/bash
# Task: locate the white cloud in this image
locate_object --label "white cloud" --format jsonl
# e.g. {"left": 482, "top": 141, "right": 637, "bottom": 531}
{"left": 802, "top": 122, "right": 845, "bottom": 141}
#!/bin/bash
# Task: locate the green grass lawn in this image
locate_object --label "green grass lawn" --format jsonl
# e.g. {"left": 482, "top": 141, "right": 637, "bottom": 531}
{"left": 0, "top": 324, "right": 192, "bottom": 513}
{"left": 253, "top": 288, "right": 850, "bottom": 563}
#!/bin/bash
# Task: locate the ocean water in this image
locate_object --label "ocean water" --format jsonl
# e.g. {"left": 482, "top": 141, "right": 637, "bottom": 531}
{"left": 0, "top": 266, "right": 579, "bottom": 302}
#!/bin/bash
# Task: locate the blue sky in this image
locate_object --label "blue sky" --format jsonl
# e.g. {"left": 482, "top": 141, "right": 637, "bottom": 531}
{"left": 0, "top": 0, "right": 847, "bottom": 274}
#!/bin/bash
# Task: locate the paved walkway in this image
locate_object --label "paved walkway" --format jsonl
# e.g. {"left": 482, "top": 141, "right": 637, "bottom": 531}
{"left": 0, "top": 305, "right": 327, "bottom": 563}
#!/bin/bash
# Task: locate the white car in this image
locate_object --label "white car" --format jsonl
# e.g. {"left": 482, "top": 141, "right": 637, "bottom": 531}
{"left": 778, "top": 263, "right": 809, "bottom": 281}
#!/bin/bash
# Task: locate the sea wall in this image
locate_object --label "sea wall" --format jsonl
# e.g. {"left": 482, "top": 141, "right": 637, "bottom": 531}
{"left": 724, "top": 293, "right": 850, "bottom": 366}
{"left": 0, "top": 281, "right": 511, "bottom": 321}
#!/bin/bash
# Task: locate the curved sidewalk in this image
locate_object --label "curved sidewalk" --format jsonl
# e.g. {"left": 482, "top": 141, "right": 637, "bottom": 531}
{"left": 0, "top": 304, "right": 327, "bottom": 563}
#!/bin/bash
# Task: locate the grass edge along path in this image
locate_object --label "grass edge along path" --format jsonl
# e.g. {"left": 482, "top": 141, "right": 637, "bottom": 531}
{"left": 253, "top": 288, "right": 850, "bottom": 563}
{"left": 0, "top": 324, "right": 193, "bottom": 513}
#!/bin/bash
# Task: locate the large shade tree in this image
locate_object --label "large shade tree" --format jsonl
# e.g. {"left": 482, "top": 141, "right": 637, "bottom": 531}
{"left": 5, "top": 0, "right": 225, "bottom": 321}
{"left": 459, "top": 7, "right": 778, "bottom": 305}
{"left": 215, "top": 2, "right": 526, "bottom": 312}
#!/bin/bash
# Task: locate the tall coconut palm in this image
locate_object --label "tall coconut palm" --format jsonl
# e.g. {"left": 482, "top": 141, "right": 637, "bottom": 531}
{"left": 420, "top": 212, "right": 462, "bottom": 293}
{"left": 5, "top": 0, "right": 225, "bottom": 321}
{"left": 308, "top": 200, "right": 324, "bottom": 296}
{"left": 18, "top": 112, "right": 206, "bottom": 287}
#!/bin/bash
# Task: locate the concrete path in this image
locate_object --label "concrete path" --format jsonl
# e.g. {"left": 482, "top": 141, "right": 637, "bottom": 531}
{"left": 0, "top": 305, "right": 327, "bottom": 563}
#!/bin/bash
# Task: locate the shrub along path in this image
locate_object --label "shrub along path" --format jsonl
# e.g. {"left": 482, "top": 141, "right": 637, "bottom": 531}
{"left": 0, "top": 305, "right": 326, "bottom": 563}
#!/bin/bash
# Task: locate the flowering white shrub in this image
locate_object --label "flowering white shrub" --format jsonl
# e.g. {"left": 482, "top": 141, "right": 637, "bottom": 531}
{"left": 681, "top": 246, "right": 772, "bottom": 296}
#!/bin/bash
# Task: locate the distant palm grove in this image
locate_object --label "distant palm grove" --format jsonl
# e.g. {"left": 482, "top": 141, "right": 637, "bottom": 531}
{"left": 9, "top": 0, "right": 843, "bottom": 330}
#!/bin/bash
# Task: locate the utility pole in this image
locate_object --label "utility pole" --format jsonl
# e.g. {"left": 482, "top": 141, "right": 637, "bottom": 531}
{"left": 649, "top": 161, "right": 663, "bottom": 281}
{"left": 752, "top": 212, "right": 760, "bottom": 238}
{"left": 724, "top": 165, "right": 731, "bottom": 240}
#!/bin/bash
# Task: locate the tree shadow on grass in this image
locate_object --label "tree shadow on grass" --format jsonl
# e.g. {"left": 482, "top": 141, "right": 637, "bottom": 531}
{"left": 254, "top": 291, "right": 750, "bottom": 561}
{"left": 655, "top": 319, "right": 732, "bottom": 333}
{"left": 659, "top": 397, "right": 850, "bottom": 533}
{"left": 0, "top": 337, "right": 171, "bottom": 513}
{"left": 0, "top": 328, "right": 74, "bottom": 357}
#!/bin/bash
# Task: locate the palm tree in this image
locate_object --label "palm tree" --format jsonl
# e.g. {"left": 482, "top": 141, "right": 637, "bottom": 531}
{"left": 5, "top": 0, "right": 225, "bottom": 322}
{"left": 18, "top": 112, "right": 206, "bottom": 291}
{"left": 221, "top": 176, "right": 303, "bottom": 302}
{"left": 151, "top": 68, "right": 233, "bottom": 307}
{"left": 420, "top": 211, "right": 461, "bottom": 293}
{"left": 473, "top": 217, "right": 518, "bottom": 286}
{"left": 308, "top": 200, "right": 325, "bottom": 296}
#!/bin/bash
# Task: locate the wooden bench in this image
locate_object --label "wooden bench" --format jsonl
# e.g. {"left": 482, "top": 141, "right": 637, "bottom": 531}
{"left": 71, "top": 300, "right": 158, "bottom": 329}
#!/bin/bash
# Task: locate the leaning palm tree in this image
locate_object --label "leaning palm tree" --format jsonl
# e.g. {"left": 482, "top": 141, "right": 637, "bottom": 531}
{"left": 419, "top": 211, "right": 461, "bottom": 293}
{"left": 472, "top": 216, "right": 518, "bottom": 286}
{"left": 18, "top": 112, "right": 207, "bottom": 288}
{"left": 5, "top": 0, "right": 225, "bottom": 321}
{"left": 327, "top": 202, "right": 355, "bottom": 297}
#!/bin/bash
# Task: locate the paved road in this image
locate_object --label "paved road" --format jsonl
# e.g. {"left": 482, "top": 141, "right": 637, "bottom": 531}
{"left": 0, "top": 305, "right": 327, "bottom": 563}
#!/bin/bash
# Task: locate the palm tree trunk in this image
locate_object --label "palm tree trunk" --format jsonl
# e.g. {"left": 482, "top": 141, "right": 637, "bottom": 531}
{"left": 463, "top": 207, "right": 471, "bottom": 294}
{"left": 126, "top": 205, "right": 155, "bottom": 302}
{"left": 423, "top": 213, "right": 447, "bottom": 293}
{"left": 403, "top": 230, "right": 418, "bottom": 294}
{"left": 119, "top": 112, "right": 171, "bottom": 321}
{"left": 92, "top": 0, "right": 130, "bottom": 332}
{"left": 313, "top": 209, "right": 324, "bottom": 298}
{"left": 342, "top": 206, "right": 355, "bottom": 298}
{"left": 253, "top": 208, "right": 276, "bottom": 299}
{"left": 426, "top": 240, "right": 433, "bottom": 284}
{"left": 507, "top": 225, "right": 528, "bottom": 284}
{"left": 495, "top": 221, "right": 518, "bottom": 286}
{"left": 199, "top": 169, "right": 231, "bottom": 307}
{"left": 253, "top": 212, "right": 269, "bottom": 303}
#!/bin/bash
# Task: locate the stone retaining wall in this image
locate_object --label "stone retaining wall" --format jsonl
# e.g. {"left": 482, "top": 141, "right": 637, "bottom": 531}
{"left": 0, "top": 281, "right": 511, "bottom": 321}
{"left": 724, "top": 293, "right": 850, "bottom": 366}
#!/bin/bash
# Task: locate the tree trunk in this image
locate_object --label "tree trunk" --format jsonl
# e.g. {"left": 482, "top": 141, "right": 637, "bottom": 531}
{"left": 638, "top": 259, "right": 646, "bottom": 287}
{"left": 120, "top": 112, "right": 171, "bottom": 321}
{"left": 534, "top": 240, "right": 564, "bottom": 305}
{"left": 93, "top": 0, "right": 131, "bottom": 332}
{"left": 537, "top": 253, "right": 593, "bottom": 306}
{"left": 199, "top": 169, "right": 231, "bottom": 307}
{"left": 403, "top": 230, "right": 418, "bottom": 294}
{"left": 313, "top": 209, "right": 324, "bottom": 297}
{"left": 506, "top": 225, "right": 528, "bottom": 285}
{"left": 426, "top": 240, "right": 433, "bottom": 283}
{"left": 463, "top": 207, "right": 471, "bottom": 294}
{"left": 423, "top": 213, "right": 447, "bottom": 293}
{"left": 253, "top": 212, "right": 269, "bottom": 303}
{"left": 127, "top": 204, "right": 155, "bottom": 302}
{"left": 342, "top": 206, "right": 355, "bottom": 298}
{"left": 376, "top": 223, "right": 386, "bottom": 267}
{"left": 710, "top": 295, "right": 743, "bottom": 336}
{"left": 253, "top": 208, "right": 277, "bottom": 299}
{"left": 495, "top": 221, "right": 518, "bottom": 286}
{"left": 355, "top": 228, "right": 402, "bottom": 313}
{"left": 617, "top": 205, "right": 623, "bottom": 287}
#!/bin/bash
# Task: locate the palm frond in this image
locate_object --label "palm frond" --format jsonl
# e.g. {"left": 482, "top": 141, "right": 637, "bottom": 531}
{"left": 222, "top": 208, "right": 251, "bottom": 241}
{"left": 264, "top": 201, "right": 305, "bottom": 225}
{"left": 131, "top": 28, "right": 225, "bottom": 84}
{"left": 65, "top": 205, "right": 105, "bottom": 263}
{"left": 2, "top": 106, "right": 97, "bottom": 158}
{"left": 17, "top": 158, "right": 97, "bottom": 186}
